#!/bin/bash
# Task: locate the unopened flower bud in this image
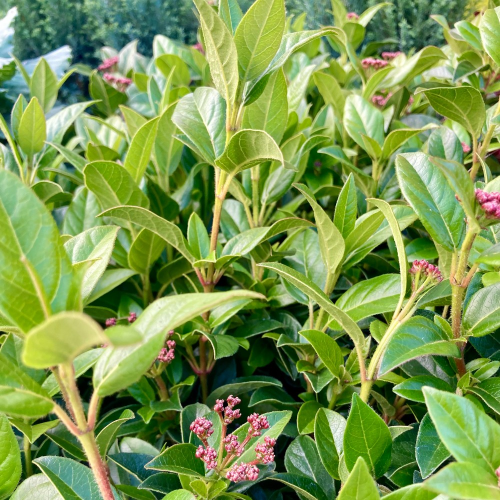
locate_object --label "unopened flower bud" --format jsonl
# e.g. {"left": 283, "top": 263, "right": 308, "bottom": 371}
{"left": 461, "top": 142, "right": 471, "bottom": 154}
{"left": 105, "top": 318, "right": 117, "bottom": 327}
{"left": 226, "top": 462, "right": 259, "bottom": 482}
{"left": 346, "top": 12, "right": 359, "bottom": 20}
{"left": 128, "top": 312, "right": 137, "bottom": 323}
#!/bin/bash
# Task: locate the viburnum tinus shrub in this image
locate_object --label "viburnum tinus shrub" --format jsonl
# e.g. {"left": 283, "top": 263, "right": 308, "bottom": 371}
{"left": 2, "top": 0, "right": 500, "bottom": 498}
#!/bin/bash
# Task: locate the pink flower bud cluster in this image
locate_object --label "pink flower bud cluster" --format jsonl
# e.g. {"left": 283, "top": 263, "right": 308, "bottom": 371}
{"left": 475, "top": 189, "right": 500, "bottom": 220}
{"left": 362, "top": 58, "right": 388, "bottom": 70}
{"left": 214, "top": 395, "right": 242, "bottom": 424}
{"left": 193, "top": 42, "right": 204, "bottom": 54}
{"left": 105, "top": 317, "right": 116, "bottom": 327}
{"left": 461, "top": 142, "right": 471, "bottom": 154}
{"left": 224, "top": 434, "right": 244, "bottom": 457}
{"left": 157, "top": 339, "right": 176, "bottom": 363}
{"left": 128, "top": 312, "right": 137, "bottom": 323}
{"left": 247, "top": 413, "right": 270, "bottom": 437}
{"left": 346, "top": 12, "right": 359, "bottom": 20}
{"left": 196, "top": 445, "right": 217, "bottom": 469}
{"left": 190, "top": 416, "right": 214, "bottom": 442}
{"left": 97, "top": 56, "right": 119, "bottom": 71}
{"left": 382, "top": 51, "right": 403, "bottom": 60}
{"left": 410, "top": 260, "right": 443, "bottom": 282}
{"left": 103, "top": 73, "right": 133, "bottom": 87}
{"left": 372, "top": 92, "right": 393, "bottom": 107}
{"left": 255, "top": 436, "right": 276, "bottom": 464}
{"left": 226, "top": 462, "right": 259, "bottom": 482}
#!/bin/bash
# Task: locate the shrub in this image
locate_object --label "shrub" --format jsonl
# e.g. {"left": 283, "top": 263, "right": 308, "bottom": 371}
{"left": 1, "top": 0, "right": 500, "bottom": 499}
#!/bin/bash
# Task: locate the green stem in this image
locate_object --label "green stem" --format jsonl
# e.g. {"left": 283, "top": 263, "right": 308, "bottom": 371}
{"left": 23, "top": 434, "right": 33, "bottom": 477}
{"left": 251, "top": 165, "right": 260, "bottom": 227}
{"left": 155, "top": 375, "right": 170, "bottom": 401}
{"left": 199, "top": 338, "right": 209, "bottom": 403}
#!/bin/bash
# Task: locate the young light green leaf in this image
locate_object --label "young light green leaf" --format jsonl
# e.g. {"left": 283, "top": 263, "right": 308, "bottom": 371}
{"left": 215, "top": 129, "right": 283, "bottom": 175}
{"left": 416, "top": 86, "right": 485, "bottom": 138}
{"left": 23, "top": 312, "right": 107, "bottom": 368}
{"left": 124, "top": 117, "right": 159, "bottom": 182}
{"left": 128, "top": 229, "right": 165, "bottom": 275}
{"left": 338, "top": 457, "right": 379, "bottom": 500}
{"left": 423, "top": 387, "right": 500, "bottom": 475}
{"left": 30, "top": 58, "right": 58, "bottom": 113}
{"left": 344, "top": 393, "right": 392, "bottom": 478}
{"left": 96, "top": 409, "right": 135, "bottom": 457}
{"left": 219, "top": 0, "right": 243, "bottom": 32}
{"left": 314, "top": 72, "right": 345, "bottom": 119}
{"left": 10, "top": 474, "right": 61, "bottom": 500}
{"left": 396, "top": 152, "right": 465, "bottom": 251}
{"left": 234, "top": 0, "right": 285, "bottom": 82}
{"left": 18, "top": 97, "right": 46, "bottom": 156}
{"left": 381, "top": 125, "right": 436, "bottom": 160}
{"left": 344, "top": 95, "right": 384, "bottom": 148}
{"left": 84, "top": 161, "right": 150, "bottom": 210}
{"left": 300, "top": 330, "right": 343, "bottom": 378}
{"left": 334, "top": 174, "right": 357, "bottom": 237}
{"left": 193, "top": 0, "right": 239, "bottom": 103}
{"left": 172, "top": 88, "right": 226, "bottom": 165}
{"left": 0, "top": 414, "right": 22, "bottom": 499}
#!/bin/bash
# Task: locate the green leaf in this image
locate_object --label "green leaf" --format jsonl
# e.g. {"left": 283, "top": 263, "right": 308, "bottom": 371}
{"left": 259, "top": 262, "right": 366, "bottom": 351}
{"left": 425, "top": 462, "right": 500, "bottom": 500}
{"left": 381, "top": 126, "right": 436, "bottom": 160}
{"left": 344, "top": 393, "right": 392, "bottom": 478}
{"left": 334, "top": 174, "right": 357, "bottom": 238}
{"left": 93, "top": 291, "right": 263, "bottom": 396}
{"left": 9, "top": 419, "right": 59, "bottom": 444}
{"left": 381, "top": 484, "right": 438, "bottom": 500}
{"left": 314, "top": 72, "right": 345, "bottom": 119}
{"left": 30, "top": 58, "right": 58, "bottom": 113}
{"left": 463, "top": 283, "right": 500, "bottom": 337}
{"left": 416, "top": 86, "right": 485, "bottom": 138}
{"left": 34, "top": 456, "right": 118, "bottom": 499}
{"left": 242, "top": 69, "right": 288, "bottom": 144}
{"left": 285, "top": 435, "right": 335, "bottom": 499}
{"left": 89, "top": 71, "right": 127, "bottom": 116}
{"left": 84, "top": 161, "right": 150, "bottom": 210}
{"left": 269, "top": 473, "right": 328, "bottom": 500}
{"left": 333, "top": 274, "right": 401, "bottom": 328}
{"left": 96, "top": 409, "right": 135, "bottom": 457}
{"left": 87, "top": 268, "right": 138, "bottom": 304}
{"left": 155, "top": 54, "right": 191, "bottom": 87}
{"left": 128, "top": 229, "right": 165, "bottom": 275}
{"left": 64, "top": 226, "right": 120, "bottom": 302}
{"left": 124, "top": 118, "right": 160, "bottom": 182}
{"left": 337, "top": 457, "right": 379, "bottom": 500}
{"left": 154, "top": 104, "right": 183, "bottom": 175}
{"left": 199, "top": 332, "right": 240, "bottom": 360}
{"left": 234, "top": 0, "right": 285, "bottom": 82}
{"left": 215, "top": 129, "right": 283, "bottom": 175}
{"left": 0, "top": 414, "right": 21, "bottom": 499}
{"left": 416, "top": 413, "right": 450, "bottom": 479}
{"left": 193, "top": 0, "right": 239, "bottom": 103}
{"left": 99, "top": 206, "right": 194, "bottom": 263}
{"left": 294, "top": 183, "right": 344, "bottom": 277}
{"left": 431, "top": 156, "right": 480, "bottom": 231}
{"left": 187, "top": 213, "right": 210, "bottom": 260}
{"left": 300, "top": 330, "right": 342, "bottom": 378}
{"left": 428, "top": 127, "right": 464, "bottom": 162}
{"left": 297, "top": 401, "right": 322, "bottom": 435}
{"left": 480, "top": 7, "right": 500, "bottom": 68}
{"left": 423, "top": 387, "right": 500, "bottom": 475}
{"left": 22, "top": 312, "right": 106, "bottom": 369}
{"left": 380, "top": 316, "right": 459, "bottom": 375}
{"left": 163, "top": 492, "right": 196, "bottom": 500}
{"left": 314, "top": 408, "right": 346, "bottom": 480}
{"left": 10, "top": 474, "right": 61, "bottom": 500}
{"left": 0, "top": 170, "right": 76, "bottom": 333}
{"left": 396, "top": 152, "right": 465, "bottom": 251}
{"left": 146, "top": 444, "right": 206, "bottom": 477}
{"left": 18, "top": 97, "right": 46, "bottom": 156}
{"left": 344, "top": 95, "right": 384, "bottom": 148}
{"left": 172, "top": 88, "right": 226, "bottom": 165}
{"left": 394, "top": 376, "right": 453, "bottom": 403}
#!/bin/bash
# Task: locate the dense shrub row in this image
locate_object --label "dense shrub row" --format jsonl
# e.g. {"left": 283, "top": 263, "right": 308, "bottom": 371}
{"left": 1, "top": 0, "right": 500, "bottom": 499}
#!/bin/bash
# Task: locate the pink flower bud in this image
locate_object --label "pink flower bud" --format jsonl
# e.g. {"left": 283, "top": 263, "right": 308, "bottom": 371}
{"left": 195, "top": 445, "right": 217, "bottom": 469}
{"left": 362, "top": 57, "right": 388, "bottom": 70}
{"left": 382, "top": 51, "right": 403, "bottom": 60}
{"left": 97, "top": 56, "right": 119, "bottom": 71}
{"left": 255, "top": 436, "right": 276, "bottom": 464}
{"left": 346, "top": 12, "right": 359, "bottom": 20}
{"left": 226, "top": 462, "right": 259, "bottom": 482}
{"left": 128, "top": 312, "right": 137, "bottom": 323}
{"left": 105, "top": 318, "right": 117, "bottom": 327}
{"left": 247, "top": 413, "right": 270, "bottom": 437}
{"left": 190, "top": 417, "right": 214, "bottom": 440}
{"left": 461, "top": 142, "right": 471, "bottom": 154}
{"left": 224, "top": 434, "right": 244, "bottom": 456}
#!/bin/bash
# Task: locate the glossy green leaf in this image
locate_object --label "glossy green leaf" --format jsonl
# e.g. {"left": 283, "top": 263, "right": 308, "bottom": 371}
{"left": 480, "top": 7, "right": 500, "bottom": 68}
{"left": 344, "top": 393, "right": 392, "bottom": 478}
{"left": 380, "top": 316, "right": 459, "bottom": 375}
{"left": 344, "top": 95, "right": 384, "bottom": 148}
{"left": 172, "top": 88, "right": 226, "bottom": 164}
{"left": 300, "top": 330, "right": 343, "bottom": 378}
{"left": 84, "top": 161, "right": 149, "bottom": 210}
{"left": 314, "top": 408, "right": 346, "bottom": 480}
{"left": 215, "top": 129, "right": 283, "bottom": 175}
{"left": 124, "top": 117, "right": 159, "bottom": 182}
{"left": 146, "top": 443, "right": 207, "bottom": 477}
{"left": 463, "top": 283, "right": 500, "bottom": 337}
{"left": 416, "top": 86, "right": 485, "bottom": 137}
{"left": 423, "top": 387, "right": 500, "bottom": 475}
{"left": 30, "top": 58, "right": 58, "bottom": 113}
{"left": 334, "top": 174, "right": 357, "bottom": 238}
{"left": 294, "top": 183, "right": 345, "bottom": 277}
{"left": 93, "top": 291, "right": 263, "bottom": 396}
{"left": 416, "top": 413, "right": 450, "bottom": 479}
{"left": 10, "top": 474, "right": 62, "bottom": 500}
{"left": 396, "top": 152, "right": 465, "bottom": 251}
{"left": 337, "top": 457, "right": 379, "bottom": 500}
{"left": 89, "top": 71, "right": 127, "bottom": 116}
{"left": 314, "top": 71, "right": 345, "bottom": 118}
{"left": 425, "top": 462, "right": 500, "bottom": 499}
{"left": 96, "top": 409, "right": 135, "bottom": 456}
{"left": 23, "top": 312, "right": 107, "bottom": 369}
{"left": 394, "top": 376, "right": 453, "bottom": 403}
{"left": 0, "top": 414, "right": 22, "bottom": 499}
{"left": 234, "top": 0, "right": 285, "bottom": 82}
{"left": 381, "top": 126, "right": 435, "bottom": 160}
{"left": 269, "top": 473, "right": 328, "bottom": 500}
{"left": 193, "top": 0, "right": 238, "bottom": 103}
